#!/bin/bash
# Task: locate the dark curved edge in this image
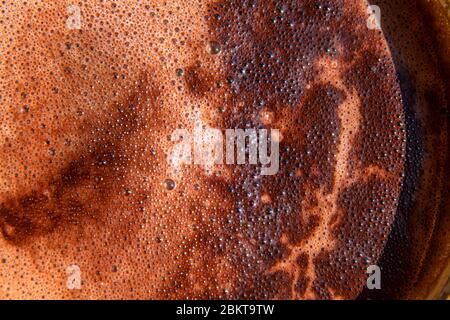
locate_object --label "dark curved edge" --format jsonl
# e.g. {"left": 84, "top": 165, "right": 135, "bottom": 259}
{"left": 359, "top": 0, "right": 449, "bottom": 299}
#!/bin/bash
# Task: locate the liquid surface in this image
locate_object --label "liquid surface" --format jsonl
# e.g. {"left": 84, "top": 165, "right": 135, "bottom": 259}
{"left": 0, "top": 0, "right": 447, "bottom": 299}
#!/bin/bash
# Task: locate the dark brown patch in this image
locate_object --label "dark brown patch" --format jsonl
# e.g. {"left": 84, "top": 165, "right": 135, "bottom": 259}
{"left": 0, "top": 72, "right": 159, "bottom": 245}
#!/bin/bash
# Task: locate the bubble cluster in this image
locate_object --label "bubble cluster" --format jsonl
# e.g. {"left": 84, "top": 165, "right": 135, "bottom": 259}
{"left": 0, "top": 0, "right": 448, "bottom": 300}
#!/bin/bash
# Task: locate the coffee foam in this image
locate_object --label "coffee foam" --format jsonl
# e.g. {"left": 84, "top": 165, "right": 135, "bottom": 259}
{"left": 359, "top": 0, "right": 449, "bottom": 300}
{"left": 0, "top": 0, "right": 446, "bottom": 299}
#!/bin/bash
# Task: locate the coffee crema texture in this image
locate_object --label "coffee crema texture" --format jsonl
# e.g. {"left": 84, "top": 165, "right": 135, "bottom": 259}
{"left": 0, "top": 0, "right": 448, "bottom": 299}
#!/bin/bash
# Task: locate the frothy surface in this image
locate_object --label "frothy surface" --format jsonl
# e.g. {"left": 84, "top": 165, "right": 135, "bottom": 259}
{"left": 0, "top": 0, "right": 446, "bottom": 299}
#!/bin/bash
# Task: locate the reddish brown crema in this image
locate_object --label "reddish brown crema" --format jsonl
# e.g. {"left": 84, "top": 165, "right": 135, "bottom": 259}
{"left": 360, "top": 0, "right": 449, "bottom": 299}
{"left": 3, "top": 0, "right": 445, "bottom": 300}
